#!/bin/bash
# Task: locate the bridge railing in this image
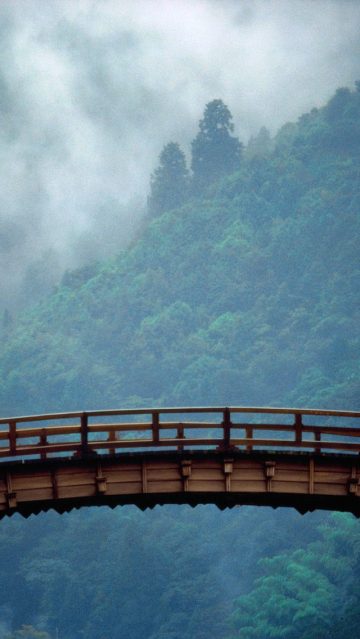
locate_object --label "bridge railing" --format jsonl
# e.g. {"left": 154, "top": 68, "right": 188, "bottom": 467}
{"left": 0, "top": 407, "right": 359, "bottom": 461}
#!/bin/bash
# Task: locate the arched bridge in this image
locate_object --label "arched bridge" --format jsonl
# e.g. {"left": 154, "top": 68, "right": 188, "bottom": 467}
{"left": 0, "top": 406, "right": 360, "bottom": 519}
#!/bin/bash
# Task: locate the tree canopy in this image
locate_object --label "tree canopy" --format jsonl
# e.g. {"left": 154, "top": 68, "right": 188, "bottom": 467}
{"left": 0, "top": 84, "right": 360, "bottom": 639}
{"left": 147, "top": 141, "right": 190, "bottom": 216}
{"left": 191, "top": 99, "right": 243, "bottom": 193}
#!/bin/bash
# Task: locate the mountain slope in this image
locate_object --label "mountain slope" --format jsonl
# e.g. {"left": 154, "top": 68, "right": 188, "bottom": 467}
{"left": 1, "top": 86, "right": 359, "bottom": 416}
{"left": 0, "top": 85, "right": 359, "bottom": 639}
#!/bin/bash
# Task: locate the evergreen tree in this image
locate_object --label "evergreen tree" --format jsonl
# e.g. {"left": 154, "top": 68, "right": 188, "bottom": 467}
{"left": 148, "top": 142, "right": 190, "bottom": 216}
{"left": 191, "top": 99, "right": 242, "bottom": 194}
{"left": 245, "top": 126, "right": 272, "bottom": 161}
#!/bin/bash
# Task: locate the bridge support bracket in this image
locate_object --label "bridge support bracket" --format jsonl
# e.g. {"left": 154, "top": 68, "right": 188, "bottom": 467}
{"left": 265, "top": 461, "right": 276, "bottom": 493}
{"left": 224, "top": 458, "right": 233, "bottom": 492}
{"left": 96, "top": 477, "right": 107, "bottom": 494}
{"left": 348, "top": 478, "right": 359, "bottom": 495}
{"left": 96, "top": 464, "right": 107, "bottom": 494}
{"left": 6, "top": 491, "right": 17, "bottom": 508}
{"left": 265, "top": 461, "right": 276, "bottom": 478}
{"left": 181, "top": 460, "right": 192, "bottom": 491}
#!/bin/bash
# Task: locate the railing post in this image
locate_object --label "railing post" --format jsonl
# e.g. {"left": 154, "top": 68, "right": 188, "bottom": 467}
{"left": 246, "top": 427, "right": 253, "bottom": 452}
{"left": 177, "top": 425, "right": 185, "bottom": 452}
{"left": 315, "top": 430, "right": 321, "bottom": 454}
{"left": 222, "top": 408, "right": 231, "bottom": 449}
{"left": 40, "top": 428, "right": 47, "bottom": 460}
{"left": 108, "top": 429, "right": 118, "bottom": 455}
{"left": 81, "top": 413, "right": 89, "bottom": 457}
{"left": 152, "top": 412, "right": 159, "bottom": 445}
{"left": 9, "top": 421, "right": 16, "bottom": 455}
{"left": 295, "top": 413, "right": 302, "bottom": 444}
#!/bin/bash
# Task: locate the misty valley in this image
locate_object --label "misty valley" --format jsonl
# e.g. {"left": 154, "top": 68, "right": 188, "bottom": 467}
{"left": 0, "top": 3, "right": 360, "bottom": 638}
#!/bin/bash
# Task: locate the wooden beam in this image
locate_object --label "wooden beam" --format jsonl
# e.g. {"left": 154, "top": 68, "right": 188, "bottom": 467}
{"left": 152, "top": 412, "right": 159, "bottom": 444}
{"left": 142, "top": 461, "right": 148, "bottom": 493}
{"left": 6, "top": 472, "right": 16, "bottom": 508}
{"left": 295, "top": 413, "right": 302, "bottom": 444}
{"left": 9, "top": 421, "right": 16, "bottom": 455}
{"left": 309, "top": 459, "right": 314, "bottom": 495}
{"left": 81, "top": 413, "right": 88, "bottom": 456}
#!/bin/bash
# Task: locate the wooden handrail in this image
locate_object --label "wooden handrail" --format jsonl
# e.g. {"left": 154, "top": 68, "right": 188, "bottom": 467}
{"left": 0, "top": 407, "right": 358, "bottom": 461}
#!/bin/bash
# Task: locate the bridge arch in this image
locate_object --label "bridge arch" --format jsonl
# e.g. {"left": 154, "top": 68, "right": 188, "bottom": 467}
{"left": 0, "top": 406, "right": 359, "bottom": 518}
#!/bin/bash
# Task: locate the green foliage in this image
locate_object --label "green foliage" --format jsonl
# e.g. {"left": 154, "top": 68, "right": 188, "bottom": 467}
{"left": 148, "top": 142, "right": 190, "bottom": 216}
{"left": 0, "top": 85, "right": 359, "bottom": 639}
{"left": 0, "top": 86, "right": 359, "bottom": 416}
{"left": 191, "top": 99, "right": 243, "bottom": 194}
{"left": 0, "top": 506, "right": 327, "bottom": 639}
{"left": 245, "top": 126, "right": 272, "bottom": 161}
{"left": 229, "top": 513, "right": 360, "bottom": 639}
{"left": 5, "top": 626, "right": 50, "bottom": 639}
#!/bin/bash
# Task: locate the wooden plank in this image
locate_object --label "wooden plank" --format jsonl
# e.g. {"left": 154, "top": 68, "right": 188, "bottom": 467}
{"left": 295, "top": 414, "right": 302, "bottom": 444}
{"left": 187, "top": 480, "right": 224, "bottom": 492}
{"left": 314, "top": 471, "right": 350, "bottom": 483}
{"left": 314, "top": 484, "right": 348, "bottom": 496}
{"left": 0, "top": 406, "right": 358, "bottom": 431}
{"left": 231, "top": 480, "right": 266, "bottom": 492}
{"left": 9, "top": 422, "right": 17, "bottom": 454}
{"left": 104, "top": 482, "right": 143, "bottom": 496}
{"left": 102, "top": 462, "right": 144, "bottom": 472}
{"left": 271, "top": 483, "right": 308, "bottom": 494}
{"left": 190, "top": 469, "right": 225, "bottom": 481}
{"left": 52, "top": 471, "right": 59, "bottom": 499}
{"left": 142, "top": 462, "right": 147, "bottom": 493}
{"left": 15, "top": 488, "right": 54, "bottom": 502}
{"left": 147, "top": 469, "right": 181, "bottom": 481}
{"left": 16, "top": 425, "right": 81, "bottom": 439}
{"left": 106, "top": 473, "right": 143, "bottom": 485}
{"left": 274, "top": 471, "right": 309, "bottom": 484}
{"left": 144, "top": 461, "right": 180, "bottom": 471}
{"left": 56, "top": 485, "right": 98, "bottom": 499}
{"left": 10, "top": 475, "right": 53, "bottom": 490}
{"left": 231, "top": 469, "right": 268, "bottom": 481}
{"left": 56, "top": 474, "right": 99, "bottom": 488}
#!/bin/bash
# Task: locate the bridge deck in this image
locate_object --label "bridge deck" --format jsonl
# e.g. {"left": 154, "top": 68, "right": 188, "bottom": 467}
{"left": 0, "top": 407, "right": 359, "bottom": 518}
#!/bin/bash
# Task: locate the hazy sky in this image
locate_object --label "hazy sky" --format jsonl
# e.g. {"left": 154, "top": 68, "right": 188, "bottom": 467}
{"left": 1, "top": 0, "right": 360, "bottom": 312}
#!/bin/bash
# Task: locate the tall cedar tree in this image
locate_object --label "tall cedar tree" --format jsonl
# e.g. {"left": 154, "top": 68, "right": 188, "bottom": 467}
{"left": 148, "top": 142, "right": 190, "bottom": 216}
{"left": 191, "top": 99, "right": 242, "bottom": 194}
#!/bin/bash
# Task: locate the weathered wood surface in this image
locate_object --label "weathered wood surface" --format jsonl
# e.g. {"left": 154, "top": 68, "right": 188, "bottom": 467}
{"left": 0, "top": 451, "right": 360, "bottom": 518}
{"left": 0, "top": 406, "right": 359, "bottom": 518}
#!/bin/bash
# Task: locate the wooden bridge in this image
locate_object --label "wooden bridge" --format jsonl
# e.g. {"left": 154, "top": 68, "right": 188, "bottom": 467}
{"left": 0, "top": 406, "right": 360, "bottom": 519}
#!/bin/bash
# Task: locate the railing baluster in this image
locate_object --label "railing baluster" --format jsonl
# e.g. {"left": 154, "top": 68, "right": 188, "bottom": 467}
{"left": 295, "top": 413, "right": 302, "bottom": 444}
{"left": 222, "top": 408, "right": 231, "bottom": 449}
{"left": 40, "top": 428, "right": 47, "bottom": 460}
{"left": 81, "top": 413, "right": 88, "bottom": 457}
{"left": 9, "top": 421, "right": 16, "bottom": 455}
{"left": 152, "top": 412, "right": 159, "bottom": 444}
{"left": 108, "top": 429, "right": 118, "bottom": 455}
{"left": 177, "top": 425, "right": 185, "bottom": 452}
{"left": 246, "top": 427, "right": 253, "bottom": 452}
{"left": 0, "top": 407, "right": 359, "bottom": 462}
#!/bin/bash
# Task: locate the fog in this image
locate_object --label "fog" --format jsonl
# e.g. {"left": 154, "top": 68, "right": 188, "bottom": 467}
{"left": 1, "top": 0, "right": 360, "bottom": 313}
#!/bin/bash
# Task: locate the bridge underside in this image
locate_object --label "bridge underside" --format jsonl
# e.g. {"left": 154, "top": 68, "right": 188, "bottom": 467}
{"left": 1, "top": 450, "right": 360, "bottom": 519}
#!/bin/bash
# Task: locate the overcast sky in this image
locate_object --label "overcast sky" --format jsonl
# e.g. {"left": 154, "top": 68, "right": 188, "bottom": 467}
{"left": 1, "top": 0, "right": 360, "bottom": 312}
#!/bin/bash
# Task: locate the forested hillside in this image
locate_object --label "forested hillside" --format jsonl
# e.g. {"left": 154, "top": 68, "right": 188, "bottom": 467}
{"left": 0, "top": 85, "right": 359, "bottom": 639}
{"left": 0, "top": 86, "right": 359, "bottom": 416}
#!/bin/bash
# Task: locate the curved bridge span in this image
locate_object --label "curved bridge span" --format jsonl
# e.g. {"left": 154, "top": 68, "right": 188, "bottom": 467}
{"left": 0, "top": 406, "right": 359, "bottom": 518}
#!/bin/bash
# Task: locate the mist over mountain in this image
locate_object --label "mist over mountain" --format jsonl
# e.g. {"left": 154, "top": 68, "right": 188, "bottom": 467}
{"left": 1, "top": 0, "right": 360, "bottom": 313}
{"left": 1, "top": 83, "right": 359, "bottom": 416}
{"left": 0, "top": 81, "right": 359, "bottom": 639}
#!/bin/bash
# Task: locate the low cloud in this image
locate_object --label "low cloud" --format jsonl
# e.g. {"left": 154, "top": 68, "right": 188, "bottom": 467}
{"left": 0, "top": 0, "right": 360, "bottom": 312}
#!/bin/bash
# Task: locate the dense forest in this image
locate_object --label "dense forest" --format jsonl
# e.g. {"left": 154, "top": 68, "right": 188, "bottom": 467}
{"left": 0, "top": 85, "right": 359, "bottom": 639}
